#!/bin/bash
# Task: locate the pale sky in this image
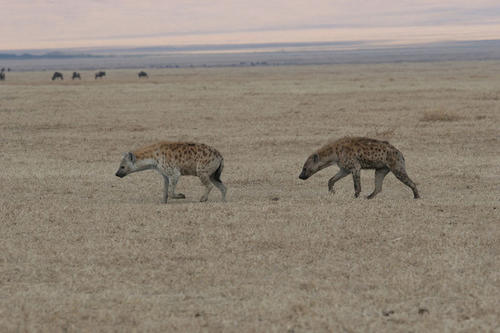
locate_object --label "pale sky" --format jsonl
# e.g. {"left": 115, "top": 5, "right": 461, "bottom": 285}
{"left": 1, "top": 0, "right": 500, "bottom": 50}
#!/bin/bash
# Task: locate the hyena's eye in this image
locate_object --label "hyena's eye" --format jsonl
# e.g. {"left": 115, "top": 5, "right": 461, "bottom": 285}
{"left": 120, "top": 166, "right": 125, "bottom": 169}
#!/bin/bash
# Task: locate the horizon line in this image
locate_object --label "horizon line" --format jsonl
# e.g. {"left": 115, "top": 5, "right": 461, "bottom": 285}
{"left": 2, "top": 37, "right": 500, "bottom": 55}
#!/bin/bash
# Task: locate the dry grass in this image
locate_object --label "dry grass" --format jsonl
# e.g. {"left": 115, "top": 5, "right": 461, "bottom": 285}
{"left": 1, "top": 61, "right": 499, "bottom": 332}
{"left": 367, "top": 127, "right": 397, "bottom": 140}
{"left": 420, "top": 110, "right": 462, "bottom": 122}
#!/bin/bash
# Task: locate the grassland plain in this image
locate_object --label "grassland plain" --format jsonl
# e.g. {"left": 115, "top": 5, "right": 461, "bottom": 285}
{"left": 0, "top": 62, "right": 499, "bottom": 332}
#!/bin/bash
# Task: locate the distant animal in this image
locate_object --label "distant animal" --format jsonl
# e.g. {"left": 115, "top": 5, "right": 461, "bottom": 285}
{"left": 115, "top": 142, "right": 226, "bottom": 203}
{"left": 95, "top": 71, "right": 106, "bottom": 79}
{"left": 138, "top": 71, "right": 148, "bottom": 78}
{"left": 0, "top": 67, "right": 4, "bottom": 72}
{"left": 7, "top": 68, "right": 10, "bottom": 72}
{"left": 72, "top": 72, "right": 81, "bottom": 80}
{"left": 0, "top": 72, "right": 5, "bottom": 81}
{"left": 52, "top": 72, "right": 63, "bottom": 80}
{"left": 299, "top": 137, "right": 420, "bottom": 199}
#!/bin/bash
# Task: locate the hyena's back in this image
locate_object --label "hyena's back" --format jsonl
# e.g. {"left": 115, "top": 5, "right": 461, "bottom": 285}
{"left": 136, "top": 141, "right": 223, "bottom": 176}
{"left": 334, "top": 137, "right": 405, "bottom": 170}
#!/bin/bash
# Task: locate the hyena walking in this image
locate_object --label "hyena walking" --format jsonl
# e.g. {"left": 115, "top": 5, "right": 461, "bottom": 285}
{"left": 115, "top": 142, "right": 227, "bottom": 203}
{"left": 299, "top": 137, "right": 420, "bottom": 199}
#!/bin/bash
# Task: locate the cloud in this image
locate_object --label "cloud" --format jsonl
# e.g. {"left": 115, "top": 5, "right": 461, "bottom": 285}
{"left": 1, "top": 0, "right": 499, "bottom": 50}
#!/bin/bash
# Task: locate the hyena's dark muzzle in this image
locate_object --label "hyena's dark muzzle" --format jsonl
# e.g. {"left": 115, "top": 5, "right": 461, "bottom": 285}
{"left": 115, "top": 170, "right": 126, "bottom": 178}
{"left": 299, "top": 169, "right": 310, "bottom": 180}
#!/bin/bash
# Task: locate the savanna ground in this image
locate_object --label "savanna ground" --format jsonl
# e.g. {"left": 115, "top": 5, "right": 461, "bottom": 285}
{"left": 0, "top": 61, "right": 499, "bottom": 332}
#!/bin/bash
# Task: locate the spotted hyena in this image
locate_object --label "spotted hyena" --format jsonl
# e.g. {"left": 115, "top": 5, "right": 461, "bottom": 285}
{"left": 115, "top": 142, "right": 226, "bottom": 203}
{"left": 299, "top": 137, "right": 420, "bottom": 199}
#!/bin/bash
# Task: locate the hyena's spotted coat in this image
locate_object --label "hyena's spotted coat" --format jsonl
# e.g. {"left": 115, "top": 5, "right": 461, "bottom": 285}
{"left": 115, "top": 142, "right": 226, "bottom": 203}
{"left": 299, "top": 137, "right": 420, "bottom": 199}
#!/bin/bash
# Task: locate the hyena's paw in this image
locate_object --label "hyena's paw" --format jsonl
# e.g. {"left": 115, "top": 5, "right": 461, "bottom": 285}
{"left": 328, "top": 188, "right": 336, "bottom": 195}
{"left": 200, "top": 195, "right": 209, "bottom": 202}
{"left": 173, "top": 193, "right": 186, "bottom": 199}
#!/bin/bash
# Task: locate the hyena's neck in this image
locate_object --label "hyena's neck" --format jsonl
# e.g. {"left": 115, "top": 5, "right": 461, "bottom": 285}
{"left": 318, "top": 145, "right": 339, "bottom": 166}
{"left": 133, "top": 150, "right": 158, "bottom": 171}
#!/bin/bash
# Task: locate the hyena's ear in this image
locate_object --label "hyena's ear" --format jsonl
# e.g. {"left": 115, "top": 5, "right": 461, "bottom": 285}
{"left": 128, "top": 152, "right": 136, "bottom": 163}
{"left": 313, "top": 153, "right": 319, "bottom": 163}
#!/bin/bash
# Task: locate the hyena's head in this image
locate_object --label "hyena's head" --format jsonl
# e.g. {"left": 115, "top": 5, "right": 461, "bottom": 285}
{"left": 115, "top": 152, "right": 136, "bottom": 178}
{"left": 299, "top": 153, "right": 321, "bottom": 180}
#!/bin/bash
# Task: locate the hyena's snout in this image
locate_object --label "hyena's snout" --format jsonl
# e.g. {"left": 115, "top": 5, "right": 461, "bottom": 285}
{"left": 299, "top": 168, "right": 309, "bottom": 180}
{"left": 115, "top": 169, "right": 127, "bottom": 178}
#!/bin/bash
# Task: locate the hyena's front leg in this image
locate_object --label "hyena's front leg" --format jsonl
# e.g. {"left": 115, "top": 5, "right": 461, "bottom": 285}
{"left": 168, "top": 170, "right": 186, "bottom": 199}
{"left": 199, "top": 174, "right": 214, "bottom": 202}
{"left": 351, "top": 165, "right": 362, "bottom": 198}
{"left": 328, "top": 168, "right": 350, "bottom": 194}
{"left": 162, "top": 175, "right": 169, "bottom": 204}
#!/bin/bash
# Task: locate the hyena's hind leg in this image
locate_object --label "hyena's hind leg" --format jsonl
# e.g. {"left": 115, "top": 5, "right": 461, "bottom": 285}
{"left": 367, "top": 167, "right": 390, "bottom": 199}
{"left": 391, "top": 168, "right": 420, "bottom": 199}
{"left": 388, "top": 151, "right": 420, "bottom": 199}
{"left": 209, "top": 171, "right": 227, "bottom": 202}
{"left": 199, "top": 174, "right": 214, "bottom": 202}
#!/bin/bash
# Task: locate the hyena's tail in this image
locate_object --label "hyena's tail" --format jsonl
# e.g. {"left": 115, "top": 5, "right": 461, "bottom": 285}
{"left": 211, "top": 159, "right": 224, "bottom": 182}
{"left": 210, "top": 159, "right": 227, "bottom": 202}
